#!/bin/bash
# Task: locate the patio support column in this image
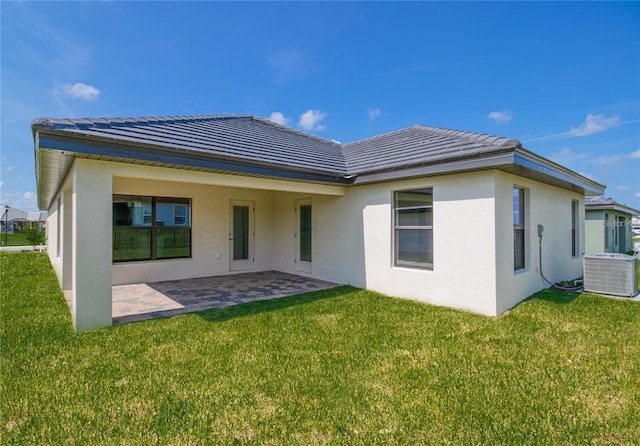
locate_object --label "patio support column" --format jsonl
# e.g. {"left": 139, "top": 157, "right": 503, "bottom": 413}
{"left": 71, "top": 160, "right": 112, "bottom": 331}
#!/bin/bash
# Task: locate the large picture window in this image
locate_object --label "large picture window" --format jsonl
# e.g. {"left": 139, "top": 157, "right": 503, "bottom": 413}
{"left": 394, "top": 188, "right": 433, "bottom": 269}
{"left": 113, "top": 195, "right": 191, "bottom": 262}
{"left": 513, "top": 187, "right": 525, "bottom": 271}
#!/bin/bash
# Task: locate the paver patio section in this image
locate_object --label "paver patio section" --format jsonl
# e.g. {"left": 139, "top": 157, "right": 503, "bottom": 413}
{"left": 111, "top": 271, "right": 338, "bottom": 324}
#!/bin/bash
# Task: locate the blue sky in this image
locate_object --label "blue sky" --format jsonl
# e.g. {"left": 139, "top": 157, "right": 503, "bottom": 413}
{"left": 1, "top": 1, "right": 638, "bottom": 211}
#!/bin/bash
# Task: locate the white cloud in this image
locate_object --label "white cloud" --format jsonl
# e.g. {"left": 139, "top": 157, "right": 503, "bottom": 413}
{"left": 54, "top": 82, "right": 100, "bottom": 100}
{"left": 578, "top": 171, "right": 596, "bottom": 181}
{"left": 635, "top": 192, "right": 640, "bottom": 198}
{"left": 568, "top": 113, "right": 620, "bottom": 137}
{"left": 617, "top": 185, "right": 630, "bottom": 191}
{"left": 596, "top": 154, "right": 625, "bottom": 165}
{"left": 267, "top": 49, "right": 313, "bottom": 83}
{"left": 549, "top": 148, "right": 586, "bottom": 164}
{"left": 368, "top": 108, "right": 381, "bottom": 122}
{"left": 1, "top": 190, "right": 39, "bottom": 211}
{"left": 596, "top": 150, "right": 640, "bottom": 166}
{"left": 268, "top": 112, "right": 290, "bottom": 126}
{"left": 487, "top": 110, "right": 512, "bottom": 124}
{"left": 297, "top": 109, "right": 326, "bottom": 131}
{"left": 6, "top": 166, "right": 15, "bottom": 171}
{"left": 0, "top": 181, "right": 3, "bottom": 188}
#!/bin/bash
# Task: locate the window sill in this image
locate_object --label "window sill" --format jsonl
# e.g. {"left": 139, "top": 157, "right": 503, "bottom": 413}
{"left": 113, "top": 257, "right": 192, "bottom": 265}
{"left": 394, "top": 263, "right": 434, "bottom": 272}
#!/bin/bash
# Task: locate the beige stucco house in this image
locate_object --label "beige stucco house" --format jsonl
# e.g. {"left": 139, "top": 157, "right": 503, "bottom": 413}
{"left": 584, "top": 196, "right": 639, "bottom": 254}
{"left": 33, "top": 115, "right": 605, "bottom": 331}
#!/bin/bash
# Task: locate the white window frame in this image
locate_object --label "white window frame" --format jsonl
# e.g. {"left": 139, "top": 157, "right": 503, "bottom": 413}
{"left": 571, "top": 199, "right": 579, "bottom": 258}
{"left": 393, "top": 188, "right": 433, "bottom": 270}
{"left": 513, "top": 187, "right": 526, "bottom": 272}
{"left": 174, "top": 204, "right": 187, "bottom": 226}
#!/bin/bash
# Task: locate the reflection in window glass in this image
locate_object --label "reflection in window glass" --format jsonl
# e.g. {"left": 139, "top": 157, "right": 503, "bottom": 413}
{"left": 513, "top": 187, "right": 525, "bottom": 271}
{"left": 394, "top": 188, "right": 433, "bottom": 269}
{"left": 112, "top": 195, "right": 191, "bottom": 262}
{"left": 299, "top": 204, "right": 312, "bottom": 262}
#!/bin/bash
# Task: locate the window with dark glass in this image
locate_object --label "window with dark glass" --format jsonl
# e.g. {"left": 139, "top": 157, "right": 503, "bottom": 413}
{"left": 299, "top": 204, "right": 312, "bottom": 263}
{"left": 233, "top": 205, "right": 250, "bottom": 261}
{"left": 513, "top": 187, "right": 525, "bottom": 271}
{"left": 112, "top": 195, "right": 191, "bottom": 262}
{"left": 571, "top": 200, "right": 579, "bottom": 257}
{"left": 394, "top": 188, "right": 433, "bottom": 269}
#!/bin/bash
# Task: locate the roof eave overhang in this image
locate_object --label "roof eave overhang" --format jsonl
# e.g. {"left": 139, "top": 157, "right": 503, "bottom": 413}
{"left": 35, "top": 130, "right": 353, "bottom": 210}
{"left": 511, "top": 148, "right": 605, "bottom": 196}
{"left": 34, "top": 126, "right": 607, "bottom": 211}
{"left": 351, "top": 148, "right": 605, "bottom": 196}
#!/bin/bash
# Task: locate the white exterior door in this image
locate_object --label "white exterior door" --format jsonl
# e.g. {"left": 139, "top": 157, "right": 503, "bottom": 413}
{"left": 229, "top": 200, "right": 254, "bottom": 271}
{"left": 294, "top": 199, "right": 312, "bottom": 273}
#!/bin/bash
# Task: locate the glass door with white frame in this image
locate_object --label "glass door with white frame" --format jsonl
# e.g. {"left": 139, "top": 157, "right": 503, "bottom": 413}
{"left": 295, "top": 199, "right": 312, "bottom": 273}
{"left": 229, "top": 201, "right": 254, "bottom": 271}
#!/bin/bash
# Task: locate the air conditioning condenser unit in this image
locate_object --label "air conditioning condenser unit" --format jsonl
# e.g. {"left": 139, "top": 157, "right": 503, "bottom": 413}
{"left": 583, "top": 253, "right": 638, "bottom": 298}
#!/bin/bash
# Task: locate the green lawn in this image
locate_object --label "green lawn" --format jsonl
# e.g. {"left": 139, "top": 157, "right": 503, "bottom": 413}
{"left": 0, "top": 233, "right": 37, "bottom": 247}
{"left": 1, "top": 252, "right": 639, "bottom": 445}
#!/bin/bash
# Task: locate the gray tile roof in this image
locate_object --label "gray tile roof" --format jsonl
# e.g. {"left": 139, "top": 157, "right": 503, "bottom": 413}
{"left": 32, "top": 114, "right": 605, "bottom": 210}
{"left": 33, "top": 114, "right": 522, "bottom": 176}
{"left": 33, "top": 115, "right": 346, "bottom": 175}
{"left": 342, "top": 125, "right": 521, "bottom": 174}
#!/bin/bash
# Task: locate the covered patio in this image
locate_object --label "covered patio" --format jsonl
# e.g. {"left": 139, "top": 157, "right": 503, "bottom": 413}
{"left": 67, "top": 271, "right": 338, "bottom": 325}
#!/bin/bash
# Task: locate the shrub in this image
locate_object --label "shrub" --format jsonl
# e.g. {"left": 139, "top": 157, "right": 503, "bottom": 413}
{"left": 20, "top": 223, "right": 46, "bottom": 247}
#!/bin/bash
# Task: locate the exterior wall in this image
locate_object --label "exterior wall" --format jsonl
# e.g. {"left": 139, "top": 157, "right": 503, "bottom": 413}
{"left": 46, "top": 173, "right": 73, "bottom": 289}
{"left": 585, "top": 210, "right": 605, "bottom": 254}
{"left": 112, "top": 177, "right": 276, "bottom": 284}
{"left": 494, "top": 171, "right": 584, "bottom": 314}
{"left": 52, "top": 156, "right": 592, "bottom": 329}
{"left": 71, "top": 160, "right": 113, "bottom": 331}
{"left": 350, "top": 171, "right": 499, "bottom": 315}
{"left": 613, "top": 211, "right": 634, "bottom": 253}
{"left": 108, "top": 161, "right": 345, "bottom": 285}
{"left": 46, "top": 196, "right": 62, "bottom": 282}
{"left": 271, "top": 192, "right": 366, "bottom": 285}
{"left": 62, "top": 185, "right": 73, "bottom": 291}
{"left": 586, "top": 209, "right": 636, "bottom": 254}
{"left": 109, "top": 167, "right": 503, "bottom": 317}
{"left": 272, "top": 171, "right": 500, "bottom": 315}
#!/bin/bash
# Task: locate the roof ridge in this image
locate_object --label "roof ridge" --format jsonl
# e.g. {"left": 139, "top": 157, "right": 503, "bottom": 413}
{"left": 416, "top": 125, "right": 522, "bottom": 149}
{"left": 343, "top": 124, "right": 521, "bottom": 150}
{"left": 32, "top": 114, "right": 256, "bottom": 130}
{"left": 32, "top": 114, "right": 344, "bottom": 149}
{"left": 249, "top": 116, "right": 342, "bottom": 148}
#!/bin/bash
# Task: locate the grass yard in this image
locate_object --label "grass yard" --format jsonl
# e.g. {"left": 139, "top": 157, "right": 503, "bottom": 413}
{"left": 0, "top": 233, "right": 36, "bottom": 247}
{"left": 1, "top": 252, "right": 639, "bottom": 445}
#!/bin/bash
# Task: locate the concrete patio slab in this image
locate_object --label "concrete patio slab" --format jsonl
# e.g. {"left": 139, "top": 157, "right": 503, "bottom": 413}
{"left": 111, "top": 271, "right": 339, "bottom": 325}
{"left": 112, "top": 283, "right": 184, "bottom": 317}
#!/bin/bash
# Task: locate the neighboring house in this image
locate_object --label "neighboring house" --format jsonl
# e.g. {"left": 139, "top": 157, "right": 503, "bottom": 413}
{"left": 633, "top": 216, "right": 640, "bottom": 237}
{"left": 32, "top": 115, "right": 605, "bottom": 331}
{"left": 584, "top": 196, "right": 640, "bottom": 254}
{"left": 0, "top": 206, "right": 47, "bottom": 235}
